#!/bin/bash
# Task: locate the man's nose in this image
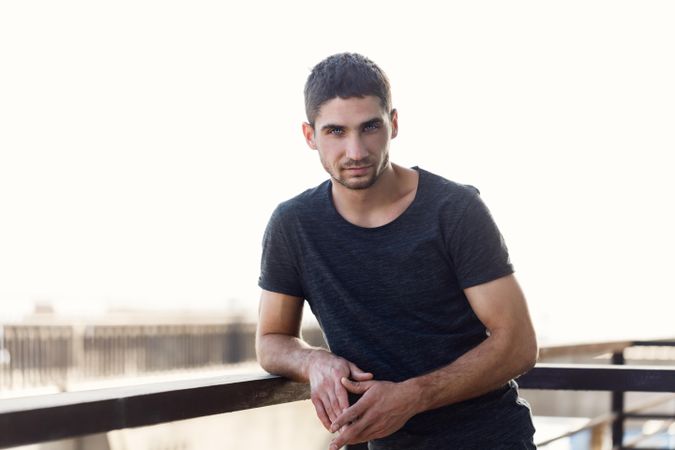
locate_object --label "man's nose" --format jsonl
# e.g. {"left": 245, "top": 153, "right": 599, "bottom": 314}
{"left": 345, "top": 136, "right": 368, "bottom": 161}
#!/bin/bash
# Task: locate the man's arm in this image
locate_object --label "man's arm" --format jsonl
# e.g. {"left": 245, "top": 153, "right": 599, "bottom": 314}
{"left": 407, "top": 273, "right": 537, "bottom": 409}
{"left": 256, "top": 289, "right": 373, "bottom": 431}
{"left": 328, "top": 274, "right": 537, "bottom": 449}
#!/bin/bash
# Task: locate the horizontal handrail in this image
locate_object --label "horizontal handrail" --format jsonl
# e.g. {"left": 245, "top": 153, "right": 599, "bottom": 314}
{"left": 0, "top": 373, "right": 309, "bottom": 449}
{"left": 529, "top": 338, "right": 675, "bottom": 359}
{"left": 538, "top": 340, "right": 634, "bottom": 359}
{"left": 2, "top": 364, "right": 675, "bottom": 449}
{"left": 516, "top": 363, "right": 675, "bottom": 392}
{"left": 632, "top": 339, "right": 675, "bottom": 347}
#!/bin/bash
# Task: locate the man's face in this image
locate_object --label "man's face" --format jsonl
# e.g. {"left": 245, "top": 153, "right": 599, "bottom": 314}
{"left": 302, "top": 96, "right": 398, "bottom": 190}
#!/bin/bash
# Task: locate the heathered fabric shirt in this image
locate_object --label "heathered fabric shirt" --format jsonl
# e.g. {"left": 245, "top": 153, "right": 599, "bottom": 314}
{"left": 259, "top": 167, "right": 536, "bottom": 449}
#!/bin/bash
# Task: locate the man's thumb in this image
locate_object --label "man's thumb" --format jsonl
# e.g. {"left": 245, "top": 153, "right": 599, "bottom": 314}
{"left": 349, "top": 363, "right": 374, "bottom": 380}
{"left": 341, "top": 377, "right": 371, "bottom": 393}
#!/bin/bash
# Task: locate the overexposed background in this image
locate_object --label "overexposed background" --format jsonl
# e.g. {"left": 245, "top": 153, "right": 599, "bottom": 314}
{"left": 1, "top": 1, "right": 673, "bottom": 344}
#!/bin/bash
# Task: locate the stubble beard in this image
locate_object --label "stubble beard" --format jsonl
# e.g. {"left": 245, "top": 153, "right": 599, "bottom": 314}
{"left": 327, "top": 153, "right": 390, "bottom": 191}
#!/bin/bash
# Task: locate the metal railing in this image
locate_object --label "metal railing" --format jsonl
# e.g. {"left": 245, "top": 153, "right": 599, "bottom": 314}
{"left": 0, "top": 323, "right": 326, "bottom": 391}
{"left": 1, "top": 339, "right": 674, "bottom": 449}
{"left": 525, "top": 339, "right": 675, "bottom": 449}
{"left": 0, "top": 372, "right": 309, "bottom": 449}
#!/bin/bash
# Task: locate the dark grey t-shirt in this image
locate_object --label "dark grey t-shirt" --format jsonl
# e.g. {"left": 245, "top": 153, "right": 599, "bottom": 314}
{"left": 259, "top": 167, "right": 535, "bottom": 449}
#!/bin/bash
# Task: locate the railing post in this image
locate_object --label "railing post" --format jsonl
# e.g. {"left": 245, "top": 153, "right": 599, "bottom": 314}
{"left": 611, "top": 350, "right": 625, "bottom": 449}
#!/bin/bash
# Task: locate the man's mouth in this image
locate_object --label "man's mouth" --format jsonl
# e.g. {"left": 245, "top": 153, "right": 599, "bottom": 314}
{"left": 343, "top": 166, "right": 372, "bottom": 175}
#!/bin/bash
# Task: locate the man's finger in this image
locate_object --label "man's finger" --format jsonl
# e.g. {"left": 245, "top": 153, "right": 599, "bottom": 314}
{"left": 311, "top": 397, "right": 331, "bottom": 430}
{"left": 330, "top": 423, "right": 356, "bottom": 449}
{"left": 330, "top": 399, "right": 365, "bottom": 432}
{"left": 330, "top": 415, "right": 370, "bottom": 449}
{"left": 324, "top": 392, "right": 339, "bottom": 423}
{"left": 349, "top": 362, "right": 373, "bottom": 380}
{"left": 341, "top": 377, "right": 373, "bottom": 394}
{"left": 336, "top": 382, "right": 349, "bottom": 413}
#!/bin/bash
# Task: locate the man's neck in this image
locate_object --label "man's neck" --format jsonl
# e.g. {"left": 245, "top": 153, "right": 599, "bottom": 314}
{"left": 330, "top": 163, "right": 419, "bottom": 228}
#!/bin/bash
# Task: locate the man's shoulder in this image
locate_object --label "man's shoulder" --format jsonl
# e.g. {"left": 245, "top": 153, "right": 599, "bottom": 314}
{"left": 271, "top": 179, "right": 331, "bottom": 221}
{"left": 417, "top": 167, "right": 480, "bottom": 202}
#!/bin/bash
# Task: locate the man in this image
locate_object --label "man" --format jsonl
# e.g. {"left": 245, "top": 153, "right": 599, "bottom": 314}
{"left": 256, "top": 52, "right": 538, "bottom": 449}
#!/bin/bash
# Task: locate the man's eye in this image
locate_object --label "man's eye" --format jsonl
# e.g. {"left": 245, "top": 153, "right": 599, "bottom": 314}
{"left": 329, "top": 128, "right": 344, "bottom": 136}
{"left": 363, "top": 123, "right": 381, "bottom": 132}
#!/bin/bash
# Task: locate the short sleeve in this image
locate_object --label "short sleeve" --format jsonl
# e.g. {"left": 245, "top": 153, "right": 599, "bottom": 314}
{"left": 447, "top": 192, "right": 514, "bottom": 289}
{"left": 258, "top": 205, "right": 305, "bottom": 298}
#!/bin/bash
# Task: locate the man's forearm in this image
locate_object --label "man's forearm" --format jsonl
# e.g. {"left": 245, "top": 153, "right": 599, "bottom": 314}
{"left": 403, "top": 331, "right": 537, "bottom": 414}
{"left": 256, "top": 333, "right": 325, "bottom": 383}
{"left": 257, "top": 331, "right": 375, "bottom": 432}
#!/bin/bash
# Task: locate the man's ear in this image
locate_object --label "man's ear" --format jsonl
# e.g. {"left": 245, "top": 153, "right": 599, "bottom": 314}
{"left": 302, "top": 122, "right": 317, "bottom": 150}
{"left": 390, "top": 109, "right": 399, "bottom": 139}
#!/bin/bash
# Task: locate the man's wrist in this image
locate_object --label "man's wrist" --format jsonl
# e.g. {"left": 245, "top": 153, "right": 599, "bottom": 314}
{"left": 400, "top": 377, "right": 428, "bottom": 415}
{"left": 400, "top": 376, "right": 433, "bottom": 416}
{"left": 302, "top": 347, "right": 330, "bottom": 381}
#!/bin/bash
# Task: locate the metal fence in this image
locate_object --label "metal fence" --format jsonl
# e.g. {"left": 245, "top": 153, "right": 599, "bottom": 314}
{"left": 0, "top": 323, "right": 269, "bottom": 391}
{"left": 0, "top": 322, "right": 327, "bottom": 392}
{"left": 1, "top": 328, "right": 673, "bottom": 449}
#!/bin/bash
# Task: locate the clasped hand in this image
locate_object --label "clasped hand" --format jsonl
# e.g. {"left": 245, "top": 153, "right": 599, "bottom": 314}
{"left": 308, "top": 350, "right": 373, "bottom": 431}
{"left": 307, "top": 351, "right": 418, "bottom": 450}
{"left": 327, "top": 378, "right": 418, "bottom": 450}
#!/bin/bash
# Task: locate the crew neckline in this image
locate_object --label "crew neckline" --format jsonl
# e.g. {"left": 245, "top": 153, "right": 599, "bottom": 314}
{"left": 325, "top": 166, "right": 424, "bottom": 231}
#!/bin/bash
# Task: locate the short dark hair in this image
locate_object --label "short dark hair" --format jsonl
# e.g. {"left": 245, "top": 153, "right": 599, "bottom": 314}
{"left": 304, "top": 53, "right": 392, "bottom": 126}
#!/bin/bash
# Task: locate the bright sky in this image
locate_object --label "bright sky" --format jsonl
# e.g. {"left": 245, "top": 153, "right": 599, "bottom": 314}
{"left": 1, "top": 1, "right": 673, "bottom": 343}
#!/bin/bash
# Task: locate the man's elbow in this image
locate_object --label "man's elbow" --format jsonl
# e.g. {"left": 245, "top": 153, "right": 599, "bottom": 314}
{"left": 255, "top": 332, "right": 272, "bottom": 371}
{"left": 518, "top": 332, "right": 538, "bottom": 374}
{"left": 255, "top": 332, "right": 291, "bottom": 375}
{"left": 492, "top": 323, "right": 538, "bottom": 375}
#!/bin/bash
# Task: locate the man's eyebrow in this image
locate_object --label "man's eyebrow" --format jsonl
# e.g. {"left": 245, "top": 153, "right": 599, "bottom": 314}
{"left": 361, "top": 118, "right": 383, "bottom": 126}
{"left": 320, "top": 123, "right": 344, "bottom": 131}
{"left": 319, "top": 117, "right": 383, "bottom": 131}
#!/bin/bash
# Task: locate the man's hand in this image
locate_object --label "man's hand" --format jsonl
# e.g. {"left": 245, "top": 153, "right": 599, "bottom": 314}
{"left": 308, "top": 350, "right": 373, "bottom": 431}
{"left": 328, "top": 377, "right": 419, "bottom": 450}
{"left": 256, "top": 290, "right": 374, "bottom": 432}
